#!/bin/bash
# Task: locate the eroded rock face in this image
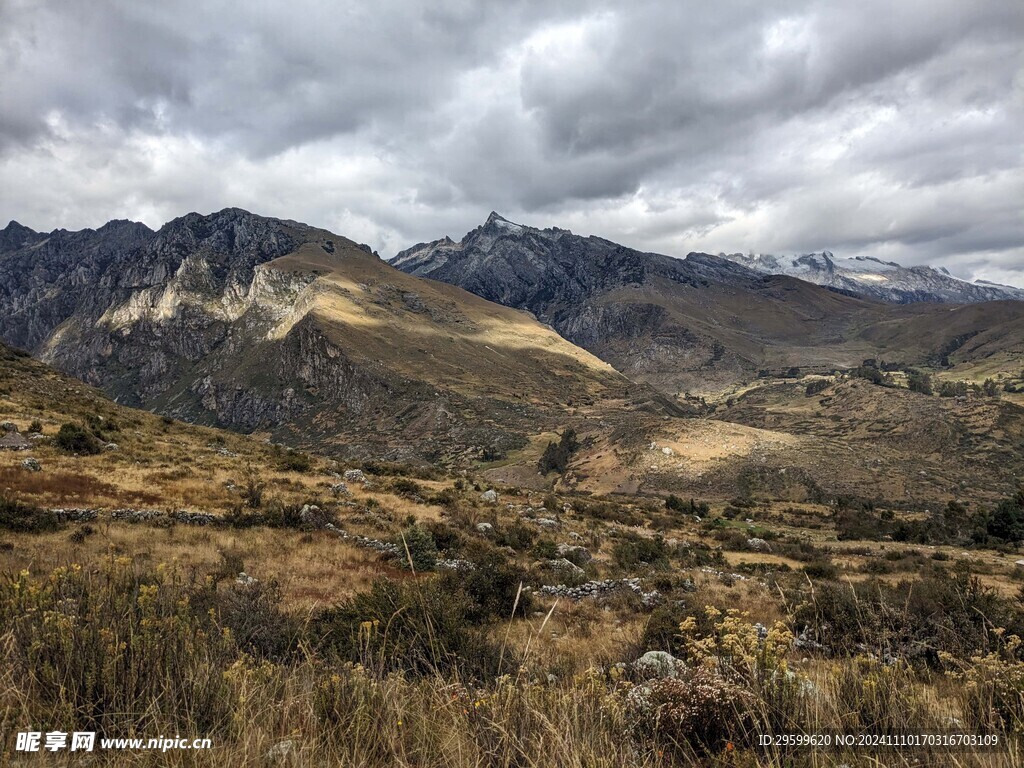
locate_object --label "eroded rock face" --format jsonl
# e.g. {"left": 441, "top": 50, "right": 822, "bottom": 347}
{"left": 0, "top": 209, "right": 629, "bottom": 462}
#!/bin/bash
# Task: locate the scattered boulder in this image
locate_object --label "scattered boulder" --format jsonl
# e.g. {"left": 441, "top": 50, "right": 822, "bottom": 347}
{"left": 634, "top": 650, "right": 685, "bottom": 679}
{"left": 0, "top": 421, "right": 16, "bottom": 432}
{"left": 481, "top": 489, "right": 498, "bottom": 503}
{"left": 545, "top": 557, "right": 585, "bottom": 578}
{"left": 329, "top": 482, "right": 350, "bottom": 497}
{"left": 21, "top": 457, "right": 41, "bottom": 472}
{"left": 476, "top": 522, "right": 494, "bottom": 534}
{"left": 299, "top": 504, "right": 331, "bottom": 527}
{"left": 556, "top": 543, "right": 592, "bottom": 564}
{"left": 266, "top": 739, "right": 295, "bottom": 760}
{"left": 344, "top": 469, "right": 369, "bottom": 484}
{"left": 747, "top": 537, "right": 770, "bottom": 552}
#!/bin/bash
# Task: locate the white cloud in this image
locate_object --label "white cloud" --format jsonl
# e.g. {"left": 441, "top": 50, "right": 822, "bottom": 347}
{"left": 0, "top": 0, "right": 1021, "bottom": 285}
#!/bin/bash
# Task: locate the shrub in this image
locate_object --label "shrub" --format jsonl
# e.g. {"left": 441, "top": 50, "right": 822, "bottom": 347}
{"left": 983, "top": 488, "right": 1024, "bottom": 544}
{"left": 311, "top": 578, "right": 500, "bottom": 679}
{"left": 612, "top": 533, "right": 669, "bottom": 570}
{"left": 805, "top": 378, "right": 830, "bottom": 396}
{"left": 442, "top": 548, "right": 532, "bottom": 621}
{"left": 906, "top": 370, "right": 933, "bottom": 395}
{"left": 802, "top": 560, "right": 839, "bottom": 580}
{"left": 939, "top": 380, "right": 969, "bottom": 397}
{"left": 427, "top": 486, "right": 460, "bottom": 508}
{"left": 396, "top": 525, "right": 438, "bottom": 571}
{"left": 424, "top": 521, "right": 463, "bottom": 554}
{"left": 494, "top": 521, "right": 536, "bottom": 551}
{"left": 28, "top": 419, "right": 43, "bottom": 434}
{"left": 0, "top": 561, "right": 238, "bottom": 735}
{"left": 279, "top": 450, "right": 313, "bottom": 473}
{"left": 0, "top": 494, "right": 61, "bottom": 533}
{"left": 389, "top": 477, "right": 423, "bottom": 499}
{"left": 216, "top": 577, "right": 299, "bottom": 661}
{"left": 792, "top": 571, "right": 1024, "bottom": 665}
{"left": 952, "top": 638, "right": 1024, "bottom": 734}
{"left": 538, "top": 429, "right": 580, "bottom": 474}
{"left": 625, "top": 669, "right": 754, "bottom": 756}
{"left": 531, "top": 538, "right": 559, "bottom": 560}
{"left": 55, "top": 423, "right": 102, "bottom": 455}
{"left": 665, "top": 495, "right": 709, "bottom": 514}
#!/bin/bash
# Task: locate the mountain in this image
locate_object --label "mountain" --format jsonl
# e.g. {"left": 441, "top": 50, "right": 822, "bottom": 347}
{"left": 0, "top": 209, "right": 645, "bottom": 461}
{"left": 721, "top": 251, "right": 1024, "bottom": 304}
{"left": 392, "top": 213, "right": 1024, "bottom": 394}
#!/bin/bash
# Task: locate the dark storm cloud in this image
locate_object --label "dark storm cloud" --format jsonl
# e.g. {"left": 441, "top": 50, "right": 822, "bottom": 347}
{"left": 0, "top": 0, "right": 1021, "bottom": 285}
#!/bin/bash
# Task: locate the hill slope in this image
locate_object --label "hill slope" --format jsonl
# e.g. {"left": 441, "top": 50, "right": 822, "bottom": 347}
{"left": 0, "top": 210, "right": 642, "bottom": 461}
{"left": 393, "top": 213, "right": 1024, "bottom": 394}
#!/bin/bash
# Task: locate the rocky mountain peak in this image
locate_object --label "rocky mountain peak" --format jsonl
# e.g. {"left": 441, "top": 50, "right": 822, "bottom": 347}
{"left": 0, "top": 220, "right": 42, "bottom": 252}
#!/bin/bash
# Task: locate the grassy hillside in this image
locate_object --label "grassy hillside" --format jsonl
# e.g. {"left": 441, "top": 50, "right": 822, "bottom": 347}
{"left": 5, "top": 331, "right": 1024, "bottom": 766}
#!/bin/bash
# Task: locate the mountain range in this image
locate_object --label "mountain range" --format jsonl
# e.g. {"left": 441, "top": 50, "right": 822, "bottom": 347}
{"left": 721, "top": 251, "right": 1024, "bottom": 304}
{"left": 392, "top": 212, "right": 1024, "bottom": 394}
{"left": 0, "top": 209, "right": 659, "bottom": 461}
{"left": 2, "top": 207, "right": 1024, "bottom": 502}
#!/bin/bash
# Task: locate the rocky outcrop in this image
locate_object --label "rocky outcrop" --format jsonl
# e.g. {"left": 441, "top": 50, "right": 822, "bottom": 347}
{"left": 0, "top": 208, "right": 633, "bottom": 461}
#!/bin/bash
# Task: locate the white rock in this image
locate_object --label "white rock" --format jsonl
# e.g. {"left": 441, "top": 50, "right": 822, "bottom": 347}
{"left": 634, "top": 650, "right": 685, "bottom": 679}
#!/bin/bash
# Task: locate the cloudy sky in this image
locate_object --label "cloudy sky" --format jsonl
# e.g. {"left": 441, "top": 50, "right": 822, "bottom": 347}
{"left": 1, "top": 1, "right": 1022, "bottom": 285}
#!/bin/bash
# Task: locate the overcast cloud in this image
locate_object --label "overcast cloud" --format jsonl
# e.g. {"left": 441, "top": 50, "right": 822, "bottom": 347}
{"left": 1, "top": 0, "right": 1021, "bottom": 285}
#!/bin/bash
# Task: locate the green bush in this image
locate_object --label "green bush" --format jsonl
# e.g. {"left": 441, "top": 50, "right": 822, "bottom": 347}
{"left": 665, "top": 495, "right": 709, "bottom": 514}
{"left": 389, "top": 477, "right": 423, "bottom": 499}
{"left": 55, "top": 423, "right": 102, "bottom": 455}
{"left": 802, "top": 560, "right": 839, "bottom": 580}
{"left": 442, "top": 549, "right": 532, "bottom": 621}
{"left": 311, "top": 579, "right": 500, "bottom": 679}
{"left": 279, "top": 450, "right": 313, "bottom": 473}
{"left": 396, "top": 525, "right": 438, "bottom": 571}
{"left": 612, "top": 533, "right": 670, "bottom": 570}
{"left": 494, "top": 521, "right": 536, "bottom": 551}
{"left": 0, "top": 495, "right": 61, "bottom": 533}
{"left": 538, "top": 429, "right": 580, "bottom": 474}
{"left": 805, "top": 378, "right": 830, "bottom": 396}
{"left": 906, "top": 370, "right": 933, "bottom": 395}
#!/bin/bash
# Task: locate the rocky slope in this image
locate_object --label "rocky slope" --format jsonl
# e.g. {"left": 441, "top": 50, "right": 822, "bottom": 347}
{"left": 721, "top": 251, "right": 1024, "bottom": 304}
{"left": 0, "top": 209, "right": 647, "bottom": 461}
{"left": 393, "top": 214, "right": 1024, "bottom": 394}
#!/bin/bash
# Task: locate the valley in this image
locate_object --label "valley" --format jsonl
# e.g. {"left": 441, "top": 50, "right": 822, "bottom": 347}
{"left": 2, "top": 210, "right": 1024, "bottom": 767}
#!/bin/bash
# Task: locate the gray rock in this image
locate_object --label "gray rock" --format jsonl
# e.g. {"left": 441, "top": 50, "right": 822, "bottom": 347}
{"left": 344, "top": 469, "right": 368, "bottom": 484}
{"left": 634, "top": 650, "right": 685, "bottom": 679}
{"left": 481, "top": 489, "right": 498, "bottom": 503}
{"left": 20, "top": 457, "right": 41, "bottom": 471}
{"left": 556, "top": 543, "right": 592, "bottom": 563}
{"left": 266, "top": 739, "right": 295, "bottom": 760}
{"left": 476, "top": 522, "right": 494, "bottom": 533}
{"left": 546, "top": 557, "right": 585, "bottom": 577}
